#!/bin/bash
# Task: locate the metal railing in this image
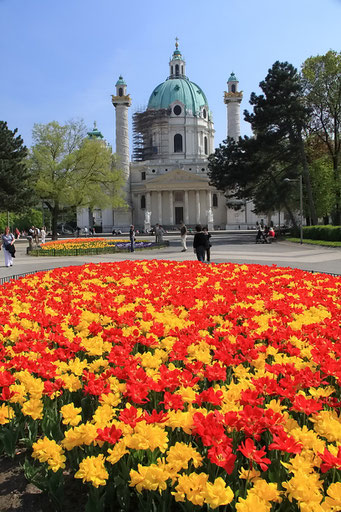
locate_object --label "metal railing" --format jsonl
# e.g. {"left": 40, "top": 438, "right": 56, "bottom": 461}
{"left": 0, "top": 269, "right": 54, "bottom": 285}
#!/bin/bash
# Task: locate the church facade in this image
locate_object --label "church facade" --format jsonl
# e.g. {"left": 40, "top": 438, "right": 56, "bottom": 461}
{"left": 78, "top": 42, "right": 261, "bottom": 232}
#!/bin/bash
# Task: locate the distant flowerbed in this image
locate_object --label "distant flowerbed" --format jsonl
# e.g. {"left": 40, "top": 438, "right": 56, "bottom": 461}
{"left": 31, "top": 238, "right": 154, "bottom": 256}
{"left": 41, "top": 238, "right": 125, "bottom": 250}
{"left": 0, "top": 261, "right": 341, "bottom": 511}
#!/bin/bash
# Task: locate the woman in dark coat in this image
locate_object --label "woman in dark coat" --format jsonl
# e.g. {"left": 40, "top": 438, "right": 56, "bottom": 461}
{"left": 193, "top": 224, "right": 207, "bottom": 262}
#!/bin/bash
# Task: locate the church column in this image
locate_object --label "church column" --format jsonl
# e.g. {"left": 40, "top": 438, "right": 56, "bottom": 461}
{"left": 207, "top": 190, "right": 214, "bottom": 230}
{"left": 184, "top": 191, "right": 189, "bottom": 224}
{"left": 169, "top": 191, "right": 174, "bottom": 225}
{"left": 146, "top": 192, "right": 151, "bottom": 212}
{"left": 196, "top": 191, "right": 201, "bottom": 224}
{"left": 158, "top": 192, "right": 162, "bottom": 224}
{"left": 207, "top": 190, "right": 212, "bottom": 210}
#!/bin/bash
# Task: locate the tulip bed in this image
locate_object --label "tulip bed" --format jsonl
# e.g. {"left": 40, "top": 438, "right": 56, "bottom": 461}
{"left": 0, "top": 260, "right": 341, "bottom": 511}
{"left": 41, "top": 238, "right": 128, "bottom": 250}
{"left": 31, "top": 238, "right": 154, "bottom": 256}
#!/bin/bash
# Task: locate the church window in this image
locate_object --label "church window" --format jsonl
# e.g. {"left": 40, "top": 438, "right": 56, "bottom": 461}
{"left": 152, "top": 169, "right": 156, "bottom": 173}
{"left": 141, "top": 195, "right": 146, "bottom": 209}
{"left": 174, "top": 134, "right": 183, "bottom": 153}
{"left": 201, "top": 168, "right": 205, "bottom": 172}
{"left": 171, "top": 66, "right": 173, "bottom": 75}
{"left": 141, "top": 171, "right": 146, "bottom": 180}
{"left": 213, "top": 193, "right": 218, "bottom": 207}
{"left": 204, "top": 136, "right": 208, "bottom": 155}
{"left": 173, "top": 105, "right": 182, "bottom": 116}
{"left": 119, "top": 88, "right": 123, "bottom": 97}
{"left": 181, "top": 65, "right": 184, "bottom": 74}
{"left": 203, "top": 108, "right": 207, "bottom": 119}
{"left": 175, "top": 64, "right": 179, "bottom": 76}
{"left": 231, "top": 84, "right": 236, "bottom": 93}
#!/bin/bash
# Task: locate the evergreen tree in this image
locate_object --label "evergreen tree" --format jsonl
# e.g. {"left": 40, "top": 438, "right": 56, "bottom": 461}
{"left": 0, "top": 121, "right": 34, "bottom": 213}
{"left": 208, "top": 62, "right": 318, "bottom": 226}
{"left": 245, "top": 61, "right": 317, "bottom": 225}
{"left": 208, "top": 136, "right": 299, "bottom": 228}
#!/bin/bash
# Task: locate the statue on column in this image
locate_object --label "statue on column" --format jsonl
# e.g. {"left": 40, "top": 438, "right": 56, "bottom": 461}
{"left": 207, "top": 208, "right": 214, "bottom": 231}
{"left": 144, "top": 210, "right": 151, "bottom": 233}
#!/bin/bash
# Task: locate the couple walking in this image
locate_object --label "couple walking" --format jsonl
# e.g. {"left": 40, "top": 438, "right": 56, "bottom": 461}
{"left": 180, "top": 222, "right": 212, "bottom": 262}
{"left": 193, "top": 224, "right": 211, "bottom": 262}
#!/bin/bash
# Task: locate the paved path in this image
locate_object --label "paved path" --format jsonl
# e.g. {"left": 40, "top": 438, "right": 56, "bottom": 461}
{"left": 0, "top": 232, "right": 340, "bottom": 280}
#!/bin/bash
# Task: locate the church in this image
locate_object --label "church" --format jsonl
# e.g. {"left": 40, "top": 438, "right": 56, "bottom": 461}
{"left": 78, "top": 42, "right": 261, "bottom": 232}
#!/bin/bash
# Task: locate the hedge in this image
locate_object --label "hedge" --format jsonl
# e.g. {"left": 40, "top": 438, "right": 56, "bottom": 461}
{"left": 302, "top": 225, "right": 341, "bottom": 241}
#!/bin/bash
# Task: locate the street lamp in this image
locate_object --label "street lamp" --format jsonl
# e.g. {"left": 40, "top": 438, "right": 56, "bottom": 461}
{"left": 284, "top": 176, "right": 303, "bottom": 245}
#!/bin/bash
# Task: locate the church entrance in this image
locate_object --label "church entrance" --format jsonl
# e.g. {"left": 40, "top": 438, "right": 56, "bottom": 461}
{"left": 175, "top": 207, "right": 183, "bottom": 225}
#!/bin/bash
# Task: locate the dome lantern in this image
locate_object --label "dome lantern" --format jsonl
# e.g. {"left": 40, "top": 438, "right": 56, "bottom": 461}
{"left": 87, "top": 121, "right": 104, "bottom": 140}
{"left": 169, "top": 37, "right": 186, "bottom": 79}
{"left": 115, "top": 75, "right": 127, "bottom": 97}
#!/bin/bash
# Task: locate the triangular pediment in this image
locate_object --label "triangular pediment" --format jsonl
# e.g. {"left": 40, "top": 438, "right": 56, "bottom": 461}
{"left": 147, "top": 168, "right": 208, "bottom": 185}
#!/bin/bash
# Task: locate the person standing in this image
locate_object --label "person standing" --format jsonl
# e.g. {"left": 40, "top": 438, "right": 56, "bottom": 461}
{"left": 129, "top": 225, "right": 135, "bottom": 252}
{"left": 1, "top": 226, "right": 15, "bottom": 267}
{"left": 159, "top": 225, "right": 165, "bottom": 243}
{"left": 203, "top": 226, "right": 212, "bottom": 262}
{"left": 193, "top": 224, "right": 207, "bottom": 262}
{"left": 180, "top": 221, "right": 187, "bottom": 252}
{"left": 33, "top": 226, "right": 39, "bottom": 246}
{"left": 41, "top": 226, "right": 46, "bottom": 244}
{"left": 155, "top": 223, "right": 161, "bottom": 243}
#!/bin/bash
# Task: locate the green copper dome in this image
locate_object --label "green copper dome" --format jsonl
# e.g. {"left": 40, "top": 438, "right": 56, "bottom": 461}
{"left": 147, "top": 77, "right": 209, "bottom": 115}
{"left": 87, "top": 122, "right": 104, "bottom": 140}
{"left": 228, "top": 72, "right": 238, "bottom": 82}
{"left": 115, "top": 75, "right": 126, "bottom": 86}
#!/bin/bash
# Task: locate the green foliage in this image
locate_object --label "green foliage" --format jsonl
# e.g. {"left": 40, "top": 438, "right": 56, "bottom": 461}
{"left": 0, "top": 209, "right": 43, "bottom": 233}
{"left": 29, "top": 120, "right": 126, "bottom": 239}
{"left": 309, "top": 156, "right": 334, "bottom": 219}
{"left": 287, "top": 238, "right": 341, "bottom": 247}
{"left": 209, "top": 61, "right": 316, "bottom": 226}
{"left": 302, "top": 50, "right": 341, "bottom": 223}
{"left": 14, "top": 209, "right": 43, "bottom": 232}
{"left": 0, "top": 121, "right": 35, "bottom": 212}
{"left": 302, "top": 225, "right": 341, "bottom": 241}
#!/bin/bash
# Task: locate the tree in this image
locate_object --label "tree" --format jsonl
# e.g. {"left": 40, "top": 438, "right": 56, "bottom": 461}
{"left": 305, "top": 135, "right": 334, "bottom": 223}
{"left": 0, "top": 121, "right": 35, "bottom": 213}
{"left": 302, "top": 51, "right": 341, "bottom": 224}
{"left": 208, "top": 136, "right": 299, "bottom": 228}
{"left": 208, "top": 61, "right": 318, "bottom": 226}
{"left": 30, "top": 120, "right": 125, "bottom": 239}
{"left": 245, "top": 61, "right": 317, "bottom": 225}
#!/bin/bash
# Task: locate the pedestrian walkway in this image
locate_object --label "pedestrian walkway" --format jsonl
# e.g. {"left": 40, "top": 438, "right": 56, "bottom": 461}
{"left": 0, "top": 235, "right": 340, "bottom": 281}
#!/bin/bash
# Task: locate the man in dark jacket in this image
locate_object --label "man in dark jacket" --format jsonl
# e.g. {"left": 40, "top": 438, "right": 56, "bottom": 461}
{"left": 193, "top": 224, "right": 207, "bottom": 262}
{"left": 129, "top": 225, "right": 135, "bottom": 253}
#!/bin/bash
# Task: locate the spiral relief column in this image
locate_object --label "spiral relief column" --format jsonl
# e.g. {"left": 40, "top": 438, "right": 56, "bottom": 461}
{"left": 224, "top": 72, "right": 243, "bottom": 141}
{"left": 112, "top": 76, "right": 132, "bottom": 225}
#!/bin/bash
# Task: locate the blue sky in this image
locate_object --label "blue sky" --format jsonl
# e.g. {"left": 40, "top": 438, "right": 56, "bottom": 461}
{"left": 1, "top": 0, "right": 340, "bottom": 152}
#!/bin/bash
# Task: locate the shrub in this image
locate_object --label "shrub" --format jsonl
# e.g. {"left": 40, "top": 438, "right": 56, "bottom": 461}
{"left": 302, "top": 225, "right": 341, "bottom": 241}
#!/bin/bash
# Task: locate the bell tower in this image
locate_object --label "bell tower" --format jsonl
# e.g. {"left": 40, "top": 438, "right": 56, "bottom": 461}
{"left": 224, "top": 72, "right": 243, "bottom": 140}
